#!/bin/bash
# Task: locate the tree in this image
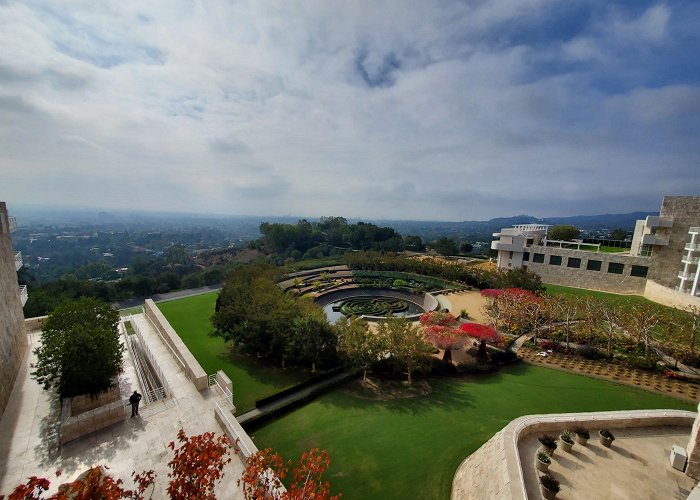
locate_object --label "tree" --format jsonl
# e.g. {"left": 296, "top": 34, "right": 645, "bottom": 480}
{"left": 547, "top": 225, "right": 580, "bottom": 241}
{"left": 32, "top": 297, "right": 123, "bottom": 397}
{"left": 625, "top": 301, "right": 663, "bottom": 362}
{"left": 404, "top": 235, "right": 425, "bottom": 252}
{"left": 419, "top": 311, "right": 466, "bottom": 364}
{"left": 608, "top": 228, "right": 628, "bottom": 241}
{"left": 598, "top": 300, "right": 623, "bottom": 360}
{"left": 551, "top": 295, "right": 580, "bottom": 352}
{"left": 289, "top": 299, "right": 338, "bottom": 372}
{"left": 167, "top": 429, "right": 231, "bottom": 499}
{"left": 497, "top": 267, "right": 543, "bottom": 292}
{"left": 238, "top": 448, "right": 339, "bottom": 500}
{"left": 459, "top": 323, "right": 499, "bottom": 364}
{"left": 431, "top": 237, "right": 458, "bottom": 256}
{"left": 377, "top": 316, "right": 432, "bottom": 385}
{"left": 336, "top": 317, "right": 382, "bottom": 381}
{"left": 460, "top": 243, "right": 473, "bottom": 254}
{"left": 211, "top": 264, "right": 297, "bottom": 361}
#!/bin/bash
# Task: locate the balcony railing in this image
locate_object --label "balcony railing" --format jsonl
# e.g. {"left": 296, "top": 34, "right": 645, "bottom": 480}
{"left": 678, "top": 271, "right": 697, "bottom": 281}
{"left": 9, "top": 216, "right": 17, "bottom": 232}
{"left": 19, "top": 285, "right": 28, "bottom": 307}
{"left": 642, "top": 233, "right": 670, "bottom": 246}
{"left": 686, "top": 243, "right": 700, "bottom": 252}
{"left": 690, "top": 227, "right": 700, "bottom": 234}
{"left": 491, "top": 241, "right": 522, "bottom": 252}
{"left": 14, "top": 251, "right": 22, "bottom": 271}
{"left": 682, "top": 256, "right": 700, "bottom": 266}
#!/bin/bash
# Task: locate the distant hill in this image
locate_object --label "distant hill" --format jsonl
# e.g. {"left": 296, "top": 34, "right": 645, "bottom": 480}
{"left": 376, "top": 211, "right": 657, "bottom": 242}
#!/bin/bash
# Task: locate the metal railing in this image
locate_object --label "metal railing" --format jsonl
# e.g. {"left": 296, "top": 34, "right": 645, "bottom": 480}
{"left": 209, "top": 373, "right": 235, "bottom": 411}
{"left": 679, "top": 271, "right": 697, "bottom": 281}
{"left": 14, "top": 251, "right": 22, "bottom": 271}
{"left": 19, "top": 285, "right": 28, "bottom": 307}
{"left": 121, "top": 316, "right": 170, "bottom": 405}
{"left": 686, "top": 243, "right": 700, "bottom": 252}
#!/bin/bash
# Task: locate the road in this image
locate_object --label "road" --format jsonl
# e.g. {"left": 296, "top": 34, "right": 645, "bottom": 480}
{"left": 112, "top": 284, "right": 222, "bottom": 310}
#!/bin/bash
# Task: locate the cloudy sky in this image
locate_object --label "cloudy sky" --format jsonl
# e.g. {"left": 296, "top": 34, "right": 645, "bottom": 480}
{"left": 1, "top": 1, "right": 699, "bottom": 221}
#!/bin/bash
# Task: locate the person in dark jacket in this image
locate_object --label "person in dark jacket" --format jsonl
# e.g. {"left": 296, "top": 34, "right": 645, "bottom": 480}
{"left": 129, "top": 390, "right": 142, "bottom": 417}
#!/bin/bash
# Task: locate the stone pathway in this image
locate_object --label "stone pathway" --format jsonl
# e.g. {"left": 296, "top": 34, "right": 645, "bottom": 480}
{"left": 518, "top": 346, "right": 700, "bottom": 402}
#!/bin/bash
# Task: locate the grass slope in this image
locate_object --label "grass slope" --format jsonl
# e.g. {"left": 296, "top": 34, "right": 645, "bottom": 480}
{"left": 544, "top": 283, "right": 654, "bottom": 307}
{"left": 157, "top": 292, "right": 306, "bottom": 413}
{"left": 252, "top": 364, "right": 693, "bottom": 500}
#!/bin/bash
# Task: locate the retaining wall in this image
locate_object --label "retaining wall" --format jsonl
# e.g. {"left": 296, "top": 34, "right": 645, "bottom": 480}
{"left": 60, "top": 390, "right": 128, "bottom": 445}
{"left": 24, "top": 315, "right": 48, "bottom": 331}
{"left": 644, "top": 279, "right": 700, "bottom": 309}
{"left": 452, "top": 409, "right": 697, "bottom": 500}
{"left": 143, "top": 299, "right": 208, "bottom": 390}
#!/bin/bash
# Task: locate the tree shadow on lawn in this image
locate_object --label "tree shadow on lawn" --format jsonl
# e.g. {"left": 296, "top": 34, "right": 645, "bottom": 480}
{"left": 323, "top": 375, "right": 481, "bottom": 416}
{"left": 220, "top": 345, "right": 309, "bottom": 388}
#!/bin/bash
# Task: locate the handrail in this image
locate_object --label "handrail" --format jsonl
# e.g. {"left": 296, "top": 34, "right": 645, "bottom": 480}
{"left": 130, "top": 315, "right": 170, "bottom": 399}
{"left": 122, "top": 316, "right": 170, "bottom": 405}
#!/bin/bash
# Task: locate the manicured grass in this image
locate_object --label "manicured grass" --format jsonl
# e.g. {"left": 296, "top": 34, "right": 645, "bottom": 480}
{"left": 157, "top": 292, "right": 307, "bottom": 414}
{"left": 251, "top": 364, "right": 693, "bottom": 500}
{"left": 544, "top": 283, "right": 654, "bottom": 308}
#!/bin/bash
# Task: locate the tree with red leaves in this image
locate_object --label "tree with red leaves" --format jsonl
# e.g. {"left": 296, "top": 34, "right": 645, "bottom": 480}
{"left": 1, "top": 428, "right": 231, "bottom": 500}
{"left": 167, "top": 429, "right": 232, "bottom": 499}
{"left": 238, "top": 448, "right": 340, "bottom": 500}
{"left": 419, "top": 311, "right": 466, "bottom": 364}
{"left": 459, "top": 323, "right": 500, "bottom": 364}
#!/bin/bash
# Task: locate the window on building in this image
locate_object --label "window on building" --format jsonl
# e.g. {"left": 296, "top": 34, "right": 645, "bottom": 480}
{"left": 523, "top": 252, "right": 530, "bottom": 261}
{"left": 587, "top": 260, "right": 602, "bottom": 271}
{"left": 533, "top": 253, "right": 545, "bottom": 263}
{"left": 567, "top": 257, "right": 581, "bottom": 268}
{"left": 608, "top": 262, "right": 624, "bottom": 274}
{"left": 526, "top": 238, "right": 534, "bottom": 246}
{"left": 630, "top": 265, "right": 649, "bottom": 278}
{"left": 549, "top": 255, "right": 562, "bottom": 266}
{"left": 640, "top": 244, "right": 653, "bottom": 257}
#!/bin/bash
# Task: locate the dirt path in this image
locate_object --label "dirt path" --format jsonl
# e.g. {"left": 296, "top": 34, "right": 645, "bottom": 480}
{"left": 442, "top": 290, "right": 489, "bottom": 323}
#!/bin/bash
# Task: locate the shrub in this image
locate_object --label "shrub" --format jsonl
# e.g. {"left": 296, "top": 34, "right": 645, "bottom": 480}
{"left": 490, "top": 351, "right": 518, "bottom": 365}
{"left": 459, "top": 309, "right": 469, "bottom": 319}
{"left": 539, "top": 474, "right": 560, "bottom": 493}
{"left": 538, "top": 434, "right": 557, "bottom": 450}
{"left": 577, "top": 345, "right": 603, "bottom": 360}
{"left": 560, "top": 430, "right": 574, "bottom": 444}
{"left": 625, "top": 355, "right": 660, "bottom": 371}
{"left": 600, "top": 429, "right": 615, "bottom": 440}
{"left": 574, "top": 427, "right": 590, "bottom": 439}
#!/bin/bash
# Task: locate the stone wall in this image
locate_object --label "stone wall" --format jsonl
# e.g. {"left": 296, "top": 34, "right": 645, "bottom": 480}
{"left": 143, "top": 299, "right": 208, "bottom": 390}
{"left": 0, "top": 203, "right": 27, "bottom": 417}
{"left": 649, "top": 196, "right": 700, "bottom": 288}
{"left": 451, "top": 409, "right": 696, "bottom": 500}
{"left": 60, "top": 396, "right": 127, "bottom": 445}
{"left": 524, "top": 245, "right": 650, "bottom": 294}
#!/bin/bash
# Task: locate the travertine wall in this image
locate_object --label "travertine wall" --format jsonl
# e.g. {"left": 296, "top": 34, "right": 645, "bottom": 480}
{"left": 524, "top": 246, "right": 650, "bottom": 294}
{"left": 649, "top": 196, "right": 700, "bottom": 288}
{"left": 0, "top": 203, "right": 27, "bottom": 417}
{"left": 644, "top": 280, "right": 700, "bottom": 309}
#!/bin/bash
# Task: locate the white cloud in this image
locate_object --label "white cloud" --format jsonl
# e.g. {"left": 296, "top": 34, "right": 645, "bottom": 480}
{"left": 0, "top": 1, "right": 698, "bottom": 220}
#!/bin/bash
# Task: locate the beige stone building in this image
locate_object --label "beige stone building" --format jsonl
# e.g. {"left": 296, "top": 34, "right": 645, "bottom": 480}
{"left": 0, "top": 202, "right": 28, "bottom": 417}
{"left": 491, "top": 195, "right": 700, "bottom": 308}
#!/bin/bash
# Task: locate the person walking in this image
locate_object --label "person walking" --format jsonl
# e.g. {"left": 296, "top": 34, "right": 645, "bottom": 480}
{"left": 129, "top": 390, "right": 142, "bottom": 417}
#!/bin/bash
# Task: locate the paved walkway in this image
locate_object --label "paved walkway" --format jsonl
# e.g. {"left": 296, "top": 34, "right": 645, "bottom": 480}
{"left": 237, "top": 371, "right": 356, "bottom": 426}
{"left": 520, "top": 425, "right": 695, "bottom": 499}
{"left": 112, "top": 285, "right": 222, "bottom": 310}
{"left": 0, "top": 316, "right": 244, "bottom": 498}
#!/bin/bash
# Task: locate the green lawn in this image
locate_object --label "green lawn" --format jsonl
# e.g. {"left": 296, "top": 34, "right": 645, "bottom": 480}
{"left": 544, "top": 283, "right": 654, "bottom": 307}
{"left": 157, "top": 292, "right": 307, "bottom": 414}
{"left": 251, "top": 364, "right": 693, "bottom": 500}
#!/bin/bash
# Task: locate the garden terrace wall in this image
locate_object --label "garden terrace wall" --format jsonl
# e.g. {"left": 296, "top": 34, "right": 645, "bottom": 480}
{"left": 451, "top": 409, "right": 696, "bottom": 500}
{"left": 644, "top": 279, "right": 700, "bottom": 309}
{"left": 60, "top": 384, "right": 127, "bottom": 445}
{"left": 313, "top": 288, "right": 439, "bottom": 320}
{"left": 143, "top": 299, "right": 208, "bottom": 390}
{"left": 24, "top": 315, "right": 48, "bottom": 331}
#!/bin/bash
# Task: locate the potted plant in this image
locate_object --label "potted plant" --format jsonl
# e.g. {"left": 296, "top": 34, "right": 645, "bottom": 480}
{"left": 559, "top": 430, "right": 574, "bottom": 452}
{"left": 538, "top": 434, "right": 557, "bottom": 456}
{"left": 574, "top": 427, "right": 590, "bottom": 446}
{"left": 539, "top": 473, "right": 561, "bottom": 499}
{"left": 599, "top": 429, "right": 615, "bottom": 447}
{"left": 536, "top": 451, "right": 551, "bottom": 472}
